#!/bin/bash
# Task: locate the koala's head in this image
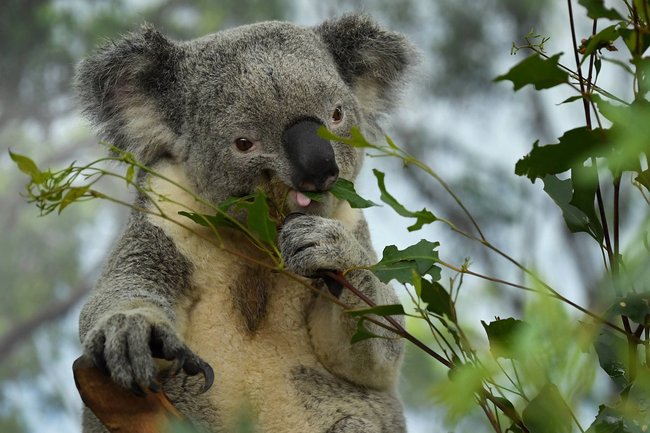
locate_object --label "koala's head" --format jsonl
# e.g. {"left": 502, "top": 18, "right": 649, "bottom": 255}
{"left": 76, "top": 15, "right": 416, "bottom": 216}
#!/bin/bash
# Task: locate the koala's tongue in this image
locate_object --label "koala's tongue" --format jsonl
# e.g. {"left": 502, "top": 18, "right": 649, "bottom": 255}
{"left": 293, "top": 190, "right": 312, "bottom": 208}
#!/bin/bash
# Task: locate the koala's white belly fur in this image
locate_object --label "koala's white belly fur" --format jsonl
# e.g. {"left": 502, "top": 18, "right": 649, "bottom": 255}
{"left": 147, "top": 165, "right": 360, "bottom": 431}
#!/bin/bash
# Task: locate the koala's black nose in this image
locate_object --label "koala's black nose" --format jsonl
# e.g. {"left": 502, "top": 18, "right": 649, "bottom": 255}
{"left": 282, "top": 118, "right": 339, "bottom": 192}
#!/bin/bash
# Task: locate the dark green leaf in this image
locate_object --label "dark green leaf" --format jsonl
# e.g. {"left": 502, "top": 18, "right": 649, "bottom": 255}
{"left": 593, "top": 99, "right": 650, "bottom": 176}
{"left": 542, "top": 174, "right": 603, "bottom": 241}
{"left": 482, "top": 318, "right": 528, "bottom": 360}
{"left": 373, "top": 169, "right": 437, "bottom": 231}
{"left": 495, "top": 53, "right": 568, "bottom": 91}
{"left": 9, "top": 151, "right": 46, "bottom": 184}
{"left": 581, "top": 25, "right": 620, "bottom": 61}
{"left": 618, "top": 28, "right": 650, "bottom": 57}
{"left": 420, "top": 279, "right": 453, "bottom": 318}
{"left": 558, "top": 95, "right": 584, "bottom": 105}
{"left": 350, "top": 318, "right": 383, "bottom": 343}
{"left": 242, "top": 190, "right": 277, "bottom": 246}
{"left": 522, "top": 383, "right": 573, "bottom": 433}
{"left": 515, "top": 127, "right": 610, "bottom": 181}
{"left": 300, "top": 190, "right": 324, "bottom": 202}
{"left": 330, "top": 178, "right": 378, "bottom": 208}
{"left": 610, "top": 293, "right": 650, "bottom": 324}
{"left": 585, "top": 404, "right": 643, "bottom": 433}
{"left": 635, "top": 169, "right": 650, "bottom": 192}
{"left": 579, "top": 0, "right": 624, "bottom": 20}
{"left": 594, "top": 328, "right": 629, "bottom": 389}
{"left": 371, "top": 240, "right": 441, "bottom": 285}
{"left": 346, "top": 304, "right": 405, "bottom": 317}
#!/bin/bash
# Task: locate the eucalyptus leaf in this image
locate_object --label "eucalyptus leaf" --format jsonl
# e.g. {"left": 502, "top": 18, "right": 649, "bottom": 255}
{"left": 578, "top": 0, "right": 624, "bottom": 20}
{"left": 350, "top": 318, "right": 383, "bottom": 344}
{"left": 495, "top": 53, "right": 568, "bottom": 91}
{"left": 594, "top": 328, "right": 629, "bottom": 389}
{"left": 542, "top": 174, "right": 603, "bottom": 242}
{"left": 371, "top": 240, "right": 441, "bottom": 285}
{"left": 522, "top": 383, "right": 573, "bottom": 433}
{"left": 9, "top": 151, "right": 46, "bottom": 184}
{"left": 481, "top": 318, "right": 528, "bottom": 360}
{"left": 515, "top": 127, "right": 610, "bottom": 181}
{"left": 242, "top": 190, "right": 277, "bottom": 246}
{"left": 373, "top": 169, "right": 436, "bottom": 231}
{"left": 609, "top": 293, "right": 650, "bottom": 324}
{"left": 330, "top": 178, "right": 378, "bottom": 208}
{"left": 346, "top": 304, "right": 405, "bottom": 317}
{"left": 420, "top": 279, "right": 453, "bottom": 318}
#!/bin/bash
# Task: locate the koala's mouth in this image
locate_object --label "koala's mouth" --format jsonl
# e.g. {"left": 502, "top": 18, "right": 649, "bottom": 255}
{"left": 291, "top": 190, "right": 314, "bottom": 208}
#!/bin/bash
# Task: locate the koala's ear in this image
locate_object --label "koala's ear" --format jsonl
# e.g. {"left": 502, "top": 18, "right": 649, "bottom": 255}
{"left": 75, "top": 24, "right": 183, "bottom": 163}
{"left": 315, "top": 14, "right": 418, "bottom": 115}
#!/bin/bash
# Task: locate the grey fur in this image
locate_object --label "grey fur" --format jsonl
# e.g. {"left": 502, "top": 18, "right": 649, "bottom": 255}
{"left": 76, "top": 14, "right": 416, "bottom": 433}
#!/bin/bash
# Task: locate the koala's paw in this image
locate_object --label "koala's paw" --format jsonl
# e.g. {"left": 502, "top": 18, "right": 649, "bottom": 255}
{"left": 279, "top": 215, "right": 365, "bottom": 277}
{"left": 83, "top": 311, "right": 214, "bottom": 395}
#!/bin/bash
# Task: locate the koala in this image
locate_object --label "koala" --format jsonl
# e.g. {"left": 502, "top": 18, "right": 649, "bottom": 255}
{"left": 75, "top": 14, "right": 416, "bottom": 433}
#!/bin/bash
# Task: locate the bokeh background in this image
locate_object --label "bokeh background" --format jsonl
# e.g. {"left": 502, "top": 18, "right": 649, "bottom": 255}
{"left": 0, "top": 0, "right": 635, "bottom": 431}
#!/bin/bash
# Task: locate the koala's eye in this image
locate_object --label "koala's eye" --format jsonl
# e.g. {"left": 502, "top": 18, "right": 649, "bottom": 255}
{"left": 234, "top": 137, "right": 255, "bottom": 152}
{"left": 331, "top": 106, "right": 344, "bottom": 124}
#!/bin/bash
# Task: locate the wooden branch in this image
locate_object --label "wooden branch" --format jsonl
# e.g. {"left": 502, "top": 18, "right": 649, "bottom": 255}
{"left": 73, "top": 356, "right": 184, "bottom": 433}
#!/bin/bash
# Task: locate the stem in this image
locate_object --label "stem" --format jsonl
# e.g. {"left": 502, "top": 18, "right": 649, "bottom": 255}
{"left": 437, "top": 258, "right": 628, "bottom": 335}
{"left": 478, "top": 398, "right": 503, "bottom": 433}
{"left": 323, "top": 270, "right": 454, "bottom": 369}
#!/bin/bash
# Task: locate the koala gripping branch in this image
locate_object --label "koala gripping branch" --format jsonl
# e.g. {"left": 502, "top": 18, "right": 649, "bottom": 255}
{"left": 72, "top": 356, "right": 184, "bottom": 433}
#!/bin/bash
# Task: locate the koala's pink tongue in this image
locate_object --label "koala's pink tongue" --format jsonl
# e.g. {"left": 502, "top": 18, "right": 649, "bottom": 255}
{"left": 294, "top": 191, "right": 312, "bottom": 207}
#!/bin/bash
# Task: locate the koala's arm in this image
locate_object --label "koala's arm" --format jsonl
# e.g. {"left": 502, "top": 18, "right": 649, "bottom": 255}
{"left": 79, "top": 212, "right": 211, "bottom": 392}
{"left": 279, "top": 214, "right": 404, "bottom": 390}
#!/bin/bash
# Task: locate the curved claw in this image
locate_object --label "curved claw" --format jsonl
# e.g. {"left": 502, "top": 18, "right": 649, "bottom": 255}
{"left": 198, "top": 360, "right": 214, "bottom": 393}
{"left": 180, "top": 356, "right": 214, "bottom": 393}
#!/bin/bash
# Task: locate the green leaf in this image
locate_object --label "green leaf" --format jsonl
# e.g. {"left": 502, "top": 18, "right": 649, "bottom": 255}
{"left": 373, "top": 169, "right": 437, "bottom": 231}
{"left": 579, "top": 0, "right": 624, "bottom": 20}
{"left": 522, "top": 383, "right": 573, "bottom": 433}
{"left": 635, "top": 169, "right": 650, "bottom": 192}
{"left": 541, "top": 174, "right": 603, "bottom": 241}
{"left": 346, "top": 304, "right": 405, "bottom": 317}
{"left": 371, "top": 240, "right": 441, "bottom": 285}
{"left": 558, "top": 95, "right": 584, "bottom": 105}
{"left": 581, "top": 25, "right": 620, "bottom": 61}
{"left": 481, "top": 318, "right": 528, "bottom": 360}
{"left": 300, "top": 190, "right": 324, "bottom": 202}
{"left": 330, "top": 178, "right": 378, "bottom": 209}
{"left": 594, "top": 328, "right": 629, "bottom": 389}
{"left": 495, "top": 53, "right": 568, "bottom": 91}
{"left": 9, "top": 151, "right": 46, "bottom": 184}
{"left": 420, "top": 279, "right": 453, "bottom": 318}
{"left": 58, "top": 186, "right": 90, "bottom": 213}
{"left": 585, "top": 405, "right": 626, "bottom": 433}
{"left": 242, "top": 190, "right": 277, "bottom": 246}
{"left": 350, "top": 318, "right": 383, "bottom": 343}
{"left": 618, "top": 28, "right": 650, "bottom": 57}
{"left": 317, "top": 125, "right": 374, "bottom": 148}
{"left": 178, "top": 195, "right": 254, "bottom": 232}
{"left": 610, "top": 293, "right": 650, "bottom": 324}
{"left": 515, "top": 127, "right": 610, "bottom": 181}
{"left": 125, "top": 165, "right": 135, "bottom": 186}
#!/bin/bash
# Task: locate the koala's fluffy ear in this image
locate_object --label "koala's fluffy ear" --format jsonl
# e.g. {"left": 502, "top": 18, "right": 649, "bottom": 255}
{"left": 75, "top": 24, "right": 183, "bottom": 164}
{"left": 315, "top": 14, "right": 418, "bottom": 115}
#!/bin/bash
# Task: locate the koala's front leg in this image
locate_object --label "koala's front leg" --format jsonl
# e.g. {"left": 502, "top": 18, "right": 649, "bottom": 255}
{"left": 81, "top": 301, "right": 213, "bottom": 395}
{"left": 279, "top": 215, "right": 404, "bottom": 390}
